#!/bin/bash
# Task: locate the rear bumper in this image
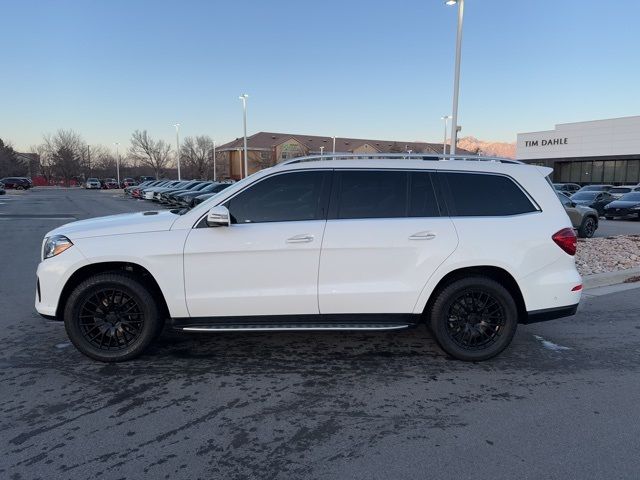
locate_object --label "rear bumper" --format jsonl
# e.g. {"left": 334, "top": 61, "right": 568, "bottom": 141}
{"left": 522, "top": 303, "right": 579, "bottom": 324}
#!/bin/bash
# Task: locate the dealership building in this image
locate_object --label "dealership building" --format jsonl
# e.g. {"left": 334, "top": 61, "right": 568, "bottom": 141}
{"left": 516, "top": 116, "right": 640, "bottom": 185}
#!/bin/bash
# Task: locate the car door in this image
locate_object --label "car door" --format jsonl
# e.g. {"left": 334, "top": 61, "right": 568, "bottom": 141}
{"left": 318, "top": 169, "right": 458, "bottom": 314}
{"left": 183, "top": 170, "right": 331, "bottom": 318}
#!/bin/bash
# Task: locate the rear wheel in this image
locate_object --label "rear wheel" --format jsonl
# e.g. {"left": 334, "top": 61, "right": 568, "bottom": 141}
{"left": 428, "top": 277, "right": 518, "bottom": 361}
{"left": 578, "top": 216, "right": 597, "bottom": 238}
{"left": 64, "top": 273, "right": 162, "bottom": 362}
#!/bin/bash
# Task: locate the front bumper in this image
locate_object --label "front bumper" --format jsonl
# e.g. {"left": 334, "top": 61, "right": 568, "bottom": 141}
{"left": 35, "top": 246, "right": 87, "bottom": 318}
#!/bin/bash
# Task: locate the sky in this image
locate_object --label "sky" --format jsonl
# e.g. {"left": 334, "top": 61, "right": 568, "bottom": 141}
{"left": 1, "top": 0, "right": 639, "bottom": 152}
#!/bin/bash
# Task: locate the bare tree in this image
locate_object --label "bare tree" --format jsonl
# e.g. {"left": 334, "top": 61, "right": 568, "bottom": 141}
{"left": 181, "top": 135, "right": 214, "bottom": 179}
{"left": 41, "top": 129, "right": 86, "bottom": 185}
{"left": 128, "top": 130, "right": 172, "bottom": 179}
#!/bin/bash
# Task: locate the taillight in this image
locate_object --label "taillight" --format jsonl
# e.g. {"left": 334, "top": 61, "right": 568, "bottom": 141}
{"left": 552, "top": 228, "right": 577, "bottom": 256}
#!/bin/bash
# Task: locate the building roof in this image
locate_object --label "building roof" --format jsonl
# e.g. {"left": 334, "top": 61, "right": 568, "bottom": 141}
{"left": 217, "top": 131, "right": 466, "bottom": 154}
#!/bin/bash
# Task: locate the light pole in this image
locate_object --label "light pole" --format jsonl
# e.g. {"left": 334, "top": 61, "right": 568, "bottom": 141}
{"left": 113, "top": 142, "right": 120, "bottom": 187}
{"left": 239, "top": 94, "right": 249, "bottom": 177}
{"left": 441, "top": 116, "right": 451, "bottom": 155}
{"left": 446, "top": 0, "right": 464, "bottom": 156}
{"left": 173, "top": 123, "right": 181, "bottom": 180}
{"left": 320, "top": 146, "right": 324, "bottom": 158}
{"left": 332, "top": 136, "right": 336, "bottom": 155}
{"left": 212, "top": 140, "right": 216, "bottom": 182}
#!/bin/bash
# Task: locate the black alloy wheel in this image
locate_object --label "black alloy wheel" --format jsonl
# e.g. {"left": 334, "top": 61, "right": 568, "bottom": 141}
{"left": 444, "top": 289, "right": 506, "bottom": 351}
{"left": 578, "top": 217, "right": 597, "bottom": 238}
{"left": 77, "top": 288, "right": 145, "bottom": 351}
{"left": 429, "top": 276, "right": 518, "bottom": 361}
{"left": 64, "top": 272, "right": 162, "bottom": 362}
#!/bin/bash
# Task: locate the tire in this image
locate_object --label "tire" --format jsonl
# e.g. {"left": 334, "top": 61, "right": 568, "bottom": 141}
{"left": 605, "top": 216, "right": 614, "bottom": 220}
{"left": 428, "top": 276, "right": 518, "bottom": 362}
{"left": 64, "top": 272, "right": 162, "bottom": 362}
{"left": 578, "top": 216, "right": 597, "bottom": 238}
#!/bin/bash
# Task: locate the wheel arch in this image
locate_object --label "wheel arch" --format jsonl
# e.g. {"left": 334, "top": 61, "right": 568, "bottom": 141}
{"left": 420, "top": 265, "right": 527, "bottom": 323}
{"left": 55, "top": 261, "right": 170, "bottom": 320}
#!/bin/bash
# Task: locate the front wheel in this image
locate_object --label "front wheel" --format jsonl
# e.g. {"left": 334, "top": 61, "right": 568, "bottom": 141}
{"left": 578, "top": 217, "right": 597, "bottom": 238}
{"left": 428, "top": 277, "right": 518, "bottom": 361}
{"left": 64, "top": 272, "right": 162, "bottom": 362}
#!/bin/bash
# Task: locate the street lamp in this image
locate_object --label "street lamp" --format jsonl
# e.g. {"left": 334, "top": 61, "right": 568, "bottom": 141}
{"left": 332, "top": 136, "right": 336, "bottom": 155}
{"left": 320, "top": 146, "right": 324, "bottom": 157}
{"left": 113, "top": 142, "right": 120, "bottom": 187}
{"left": 212, "top": 140, "right": 217, "bottom": 182}
{"left": 445, "top": 0, "right": 464, "bottom": 156}
{"left": 173, "top": 123, "right": 181, "bottom": 180}
{"left": 239, "top": 94, "right": 249, "bottom": 178}
{"left": 441, "top": 116, "right": 451, "bottom": 155}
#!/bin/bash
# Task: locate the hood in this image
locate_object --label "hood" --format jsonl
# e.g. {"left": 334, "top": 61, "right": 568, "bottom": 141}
{"left": 574, "top": 204, "right": 597, "bottom": 215}
{"left": 606, "top": 200, "right": 640, "bottom": 208}
{"left": 45, "top": 210, "right": 179, "bottom": 240}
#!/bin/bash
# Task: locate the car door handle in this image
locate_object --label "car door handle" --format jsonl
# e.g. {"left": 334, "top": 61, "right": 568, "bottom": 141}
{"left": 409, "top": 231, "right": 436, "bottom": 240}
{"left": 286, "top": 234, "right": 314, "bottom": 243}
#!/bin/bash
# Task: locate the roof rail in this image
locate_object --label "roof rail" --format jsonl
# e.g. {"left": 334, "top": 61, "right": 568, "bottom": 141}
{"left": 278, "top": 152, "right": 522, "bottom": 166}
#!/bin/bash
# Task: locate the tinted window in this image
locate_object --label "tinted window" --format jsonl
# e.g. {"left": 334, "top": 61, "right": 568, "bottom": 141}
{"left": 334, "top": 170, "right": 439, "bottom": 219}
{"left": 226, "top": 171, "right": 328, "bottom": 223}
{"left": 610, "top": 187, "right": 631, "bottom": 194}
{"left": 337, "top": 171, "right": 407, "bottom": 219}
{"left": 572, "top": 192, "right": 598, "bottom": 200}
{"left": 408, "top": 172, "right": 440, "bottom": 217}
{"left": 442, "top": 172, "right": 536, "bottom": 216}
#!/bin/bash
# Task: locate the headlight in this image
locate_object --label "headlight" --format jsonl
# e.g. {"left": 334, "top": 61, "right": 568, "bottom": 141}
{"left": 43, "top": 235, "right": 73, "bottom": 260}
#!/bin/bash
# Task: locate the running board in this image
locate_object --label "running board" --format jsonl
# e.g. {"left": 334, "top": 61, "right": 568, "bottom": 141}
{"left": 179, "top": 323, "right": 410, "bottom": 332}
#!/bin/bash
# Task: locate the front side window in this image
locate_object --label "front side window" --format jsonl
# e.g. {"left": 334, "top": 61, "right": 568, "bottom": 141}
{"left": 226, "top": 171, "right": 329, "bottom": 223}
{"left": 441, "top": 172, "right": 537, "bottom": 216}
{"left": 334, "top": 170, "right": 439, "bottom": 220}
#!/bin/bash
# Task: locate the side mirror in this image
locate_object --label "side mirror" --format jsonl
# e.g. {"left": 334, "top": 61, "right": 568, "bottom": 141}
{"left": 569, "top": 201, "right": 576, "bottom": 208}
{"left": 206, "top": 205, "right": 230, "bottom": 227}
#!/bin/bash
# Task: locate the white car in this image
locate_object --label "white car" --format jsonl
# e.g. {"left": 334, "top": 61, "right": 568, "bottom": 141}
{"left": 85, "top": 178, "right": 101, "bottom": 189}
{"left": 608, "top": 185, "right": 640, "bottom": 199}
{"left": 36, "top": 154, "right": 582, "bottom": 362}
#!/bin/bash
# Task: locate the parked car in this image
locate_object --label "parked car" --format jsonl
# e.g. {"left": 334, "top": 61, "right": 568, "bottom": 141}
{"left": 576, "top": 184, "right": 613, "bottom": 193}
{"left": 554, "top": 183, "right": 581, "bottom": 195}
{"left": 85, "top": 178, "right": 101, "bottom": 189}
{"left": 161, "top": 181, "right": 212, "bottom": 206}
{"left": 1, "top": 177, "right": 32, "bottom": 190}
{"left": 36, "top": 155, "right": 582, "bottom": 363}
{"left": 178, "top": 182, "right": 234, "bottom": 208}
{"left": 141, "top": 180, "right": 181, "bottom": 200}
{"left": 139, "top": 176, "right": 156, "bottom": 183}
{"left": 557, "top": 193, "right": 599, "bottom": 238}
{"left": 103, "top": 178, "right": 119, "bottom": 189}
{"left": 128, "top": 180, "right": 160, "bottom": 198}
{"left": 0, "top": 181, "right": 5, "bottom": 195}
{"left": 121, "top": 178, "right": 137, "bottom": 188}
{"left": 193, "top": 192, "right": 216, "bottom": 206}
{"left": 152, "top": 180, "right": 202, "bottom": 202}
{"left": 570, "top": 191, "right": 614, "bottom": 215}
{"left": 603, "top": 192, "right": 640, "bottom": 220}
{"left": 607, "top": 185, "right": 640, "bottom": 199}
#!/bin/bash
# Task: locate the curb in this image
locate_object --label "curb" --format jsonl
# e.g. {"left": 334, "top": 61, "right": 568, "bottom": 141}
{"left": 582, "top": 267, "right": 640, "bottom": 289}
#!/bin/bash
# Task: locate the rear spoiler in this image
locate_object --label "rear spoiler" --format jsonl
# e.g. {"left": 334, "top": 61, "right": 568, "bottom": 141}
{"left": 535, "top": 166, "right": 554, "bottom": 178}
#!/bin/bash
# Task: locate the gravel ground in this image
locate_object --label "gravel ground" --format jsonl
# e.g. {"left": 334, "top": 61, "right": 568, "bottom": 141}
{"left": 576, "top": 234, "right": 640, "bottom": 275}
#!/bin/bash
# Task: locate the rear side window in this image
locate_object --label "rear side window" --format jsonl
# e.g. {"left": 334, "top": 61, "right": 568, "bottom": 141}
{"left": 441, "top": 172, "right": 537, "bottom": 216}
{"left": 333, "top": 170, "right": 439, "bottom": 219}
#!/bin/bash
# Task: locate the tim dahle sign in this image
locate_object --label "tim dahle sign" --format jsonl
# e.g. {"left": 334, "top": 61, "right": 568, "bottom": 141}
{"left": 524, "top": 138, "right": 568, "bottom": 147}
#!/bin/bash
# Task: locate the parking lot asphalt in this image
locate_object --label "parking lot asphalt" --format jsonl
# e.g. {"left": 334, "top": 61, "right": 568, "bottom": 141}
{"left": 1, "top": 188, "right": 640, "bottom": 480}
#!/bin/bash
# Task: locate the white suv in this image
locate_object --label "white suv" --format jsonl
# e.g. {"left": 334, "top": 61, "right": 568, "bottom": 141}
{"left": 36, "top": 155, "right": 582, "bottom": 362}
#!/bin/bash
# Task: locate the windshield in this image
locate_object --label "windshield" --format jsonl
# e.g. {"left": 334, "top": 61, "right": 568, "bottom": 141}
{"left": 572, "top": 192, "right": 598, "bottom": 200}
{"left": 620, "top": 192, "right": 640, "bottom": 201}
{"left": 581, "top": 185, "right": 608, "bottom": 191}
{"left": 610, "top": 187, "right": 631, "bottom": 194}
